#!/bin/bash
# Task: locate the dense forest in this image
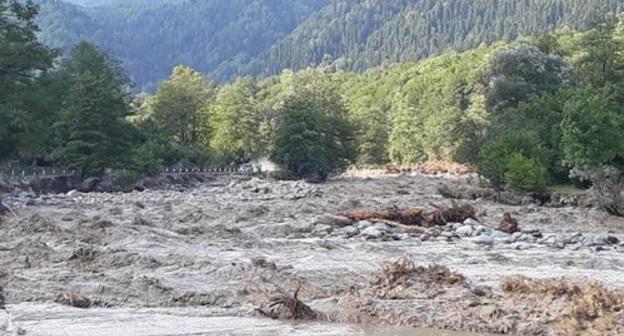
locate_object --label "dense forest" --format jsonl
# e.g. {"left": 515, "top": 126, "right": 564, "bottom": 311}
{"left": 2, "top": 0, "right": 624, "bottom": 213}
{"left": 33, "top": 0, "right": 330, "bottom": 90}
{"left": 33, "top": 0, "right": 623, "bottom": 90}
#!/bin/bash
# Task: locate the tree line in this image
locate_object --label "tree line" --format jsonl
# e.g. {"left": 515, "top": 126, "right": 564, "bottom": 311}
{"left": 2, "top": 1, "right": 624, "bottom": 210}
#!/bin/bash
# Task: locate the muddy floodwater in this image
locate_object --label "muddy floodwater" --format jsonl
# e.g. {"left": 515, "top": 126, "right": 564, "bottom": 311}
{"left": 10, "top": 303, "right": 489, "bottom": 336}
{"left": 1, "top": 173, "right": 624, "bottom": 335}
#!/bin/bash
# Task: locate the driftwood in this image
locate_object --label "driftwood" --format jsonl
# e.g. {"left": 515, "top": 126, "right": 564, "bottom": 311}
{"left": 342, "top": 202, "right": 477, "bottom": 227}
{"left": 342, "top": 207, "right": 424, "bottom": 226}
{"left": 257, "top": 280, "right": 321, "bottom": 320}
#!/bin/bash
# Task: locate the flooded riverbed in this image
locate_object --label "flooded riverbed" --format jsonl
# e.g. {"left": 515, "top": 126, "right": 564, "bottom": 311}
{"left": 2, "top": 173, "right": 624, "bottom": 334}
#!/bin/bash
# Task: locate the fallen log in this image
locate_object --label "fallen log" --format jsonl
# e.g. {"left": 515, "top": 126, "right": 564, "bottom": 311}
{"left": 342, "top": 207, "right": 424, "bottom": 226}
{"left": 341, "top": 202, "right": 477, "bottom": 227}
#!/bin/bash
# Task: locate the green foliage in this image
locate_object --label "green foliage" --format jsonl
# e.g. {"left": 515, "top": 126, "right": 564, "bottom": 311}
{"left": 151, "top": 66, "right": 215, "bottom": 145}
{"left": 387, "top": 46, "right": 500, "bottom": 164}
{"left": 0, "top": 0, "right": 56, "bottom": 161}
{"left": 209, "top": 77, "right": 263, "bottom": 163}
{"left": 477, "top": 131, "right": 549, "bottom": 191}
{"left": 51, "top": 42, "right": 135, "bottom": 176}
{"left": 504, "top": 154, "right": 548, "bottom": 193}
{"left": 486, "top": 45, "right": 573, "bottom": 112}
{"left": 560, "top": 17, "right": 624, "bottom": 174}
{"left": 561, "top": 86, "right": 624, "bottom": 171}
{"left": 271, "top": 89, "right": 356, "bottom": 181}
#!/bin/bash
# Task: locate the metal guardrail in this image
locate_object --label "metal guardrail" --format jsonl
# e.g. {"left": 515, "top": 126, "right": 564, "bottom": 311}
{"left": 0, "top": 166, "right": 246, "bottom": 180}
{"left": 161, "top": 167, "right": 240, "bottom": 175}
{"left": 0, "top": 167, "right": 77, "bottom": 179}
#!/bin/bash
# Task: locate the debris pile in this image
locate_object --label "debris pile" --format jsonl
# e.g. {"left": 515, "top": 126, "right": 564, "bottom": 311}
{"left": 342, "top": 202, "right": 477, "bottom": 227}
{"left": 257, "top": 281, "right": 321, "bottom": 321}
{"left": 501, "top": 276, "right": 624, "bottom": 335}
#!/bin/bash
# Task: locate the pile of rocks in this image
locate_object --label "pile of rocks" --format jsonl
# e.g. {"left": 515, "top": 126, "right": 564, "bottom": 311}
{"left": 227, "top": 178, "right": 321, "bottom": 201}
{"left": 309, "top": 213, "right": 624, "bottom": 253}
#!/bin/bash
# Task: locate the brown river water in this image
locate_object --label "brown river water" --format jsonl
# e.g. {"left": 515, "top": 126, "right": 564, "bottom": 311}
{"left": 2, "top": 173, "right": 623, "bottom": 335}
{"left": 10, "top": 303, "right": 489, "bottom": 336}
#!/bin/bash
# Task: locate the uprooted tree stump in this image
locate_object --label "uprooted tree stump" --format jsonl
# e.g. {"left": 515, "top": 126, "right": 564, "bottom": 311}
{"left": 257, "top": 280, "right": 321, "bottom": 321}
{"left": 341, "top": 202, "right": 477, "bottom": 227}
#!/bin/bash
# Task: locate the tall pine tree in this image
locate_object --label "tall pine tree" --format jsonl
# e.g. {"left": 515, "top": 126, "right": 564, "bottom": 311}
{"left": 52, "top": 42, "right": 135, "bottom": 176}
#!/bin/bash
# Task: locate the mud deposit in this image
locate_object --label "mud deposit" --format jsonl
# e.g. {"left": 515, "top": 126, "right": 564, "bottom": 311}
{"left": 1, "top": 173, "right": 624, "bottom": 335}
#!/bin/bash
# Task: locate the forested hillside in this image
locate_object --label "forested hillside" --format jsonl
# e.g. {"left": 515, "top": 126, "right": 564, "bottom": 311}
{"left": 34, "top": 0, "right": 330, "bottom": 90}
{"left": 33, "top": 0, "right": 623, "bottom": 90}
{"left": 248, "top": 0, "right": 624, "bottom": 76}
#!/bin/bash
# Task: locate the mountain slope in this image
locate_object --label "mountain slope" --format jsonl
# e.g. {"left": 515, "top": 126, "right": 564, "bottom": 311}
{"left": 60, "top": 0, "right": 187, "bottom": 7}
{"left": 34, "top": 0, "right": 330, "bottom": 90}
{"left": 247, "top": 0, "right": 624, "bottom": 76}
{"left": 33, "top": 0, "right": 624, "bottom": 89}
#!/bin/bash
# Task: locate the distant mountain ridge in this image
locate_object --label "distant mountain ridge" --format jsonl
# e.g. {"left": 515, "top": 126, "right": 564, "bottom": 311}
{"left": 61, "top": 0, "right": 186, "bottom": 7}
{"left": 33, "top": 0, "right": 624, "bottom": 90}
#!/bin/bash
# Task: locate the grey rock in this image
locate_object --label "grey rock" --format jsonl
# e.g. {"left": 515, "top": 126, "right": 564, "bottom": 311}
{"left": 590, "top": 235, "right": 609, "bottom": 246}
{"left": 356, "top": 220, "right": 373, "bottom": 231}
{"left": 512, "top": 242, "right": 531, "bottom": 250}
{"left": 335, "top": 226, "right": 359, "bottom": 238}
{"left": 540, "top": 235, "right": 557, "bottom": 245}
{"left": 361, "top": 227, "right": 384, "bottom": 240}
{"left": 373, "top": 222, "right": 392, "bottom": 233}
{"left": 473, "top": 225, "right": 487, "bottom": 236}
{"left": 564, "top": 233, "right": 584, "bottom": 245}
{"left": 606, "top": 235, "right": 620, "bottom": 245}
{"left": 450, "top": 222, "right": 463, "bottom": 230}
{"left": 517, "top": 233, "right": 537, "bottom": 243}
{"left": 441, "top": 231, "right": 456, "bottom": 239}
{"left": 490, "top": 230, "right": 510, "bottom": 241}
{"left": 521, "top": 227, "right": 540, "bottom": 234}
{"left": 392, "top": 233, "right": 411, "bottom": 241}
{"left": 472, "top": 235, "right": 494, "bottom": 246}
{"left": 463, "top": 218, "right": 481, "bottom": 226}
{"left": 419, "top": 233, "right": 431, "bottom": 242}
{"left": 315, "top": 214, "right": 353, "bottom": 228}
{"left": 312, "top": 224, "right": 333, "bottom": 236}
{"left": 456, "top": 225, "right": 474, "bottom": 237}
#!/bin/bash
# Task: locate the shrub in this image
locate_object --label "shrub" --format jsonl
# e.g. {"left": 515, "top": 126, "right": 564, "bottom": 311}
{"left": 504, "top": 153, "right": 547, "bottom": 193}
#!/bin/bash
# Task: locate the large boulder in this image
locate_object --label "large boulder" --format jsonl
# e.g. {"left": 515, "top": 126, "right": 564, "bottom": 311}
{"left": 499, "top": 212, "right": 519, "bottom": 234}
